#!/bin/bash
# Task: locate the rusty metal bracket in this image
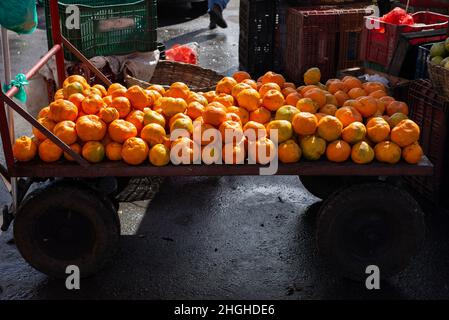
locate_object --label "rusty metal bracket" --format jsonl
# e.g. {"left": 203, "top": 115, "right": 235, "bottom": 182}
{"left": 62, "top": 37, "right": 113, "bottom": 87}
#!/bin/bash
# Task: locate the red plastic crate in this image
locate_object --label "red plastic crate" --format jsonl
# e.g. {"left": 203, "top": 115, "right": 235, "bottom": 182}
{"left": 399, "top": 0, "right": 449, "bottom": 8}
{"left": 360, "top": 11, "right": 449, "bottom": 68}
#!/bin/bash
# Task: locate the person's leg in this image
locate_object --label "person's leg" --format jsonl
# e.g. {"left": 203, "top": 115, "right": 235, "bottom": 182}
{"left": 208, "top": 0, "right": 217, "bottom": 29}
{"left": 208, "top": 0, "right": 229, "bottom": 11}
{"left": 215, "top": 0, "right": 230, "bottom": 10}
{"left": 209, "top": 0, "right": 228, "bottom": 29}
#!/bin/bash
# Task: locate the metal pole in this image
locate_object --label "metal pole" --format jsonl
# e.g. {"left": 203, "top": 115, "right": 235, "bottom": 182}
{"left": 49, "top": 0, "right": 66, "bottom": 87}
{"left": 1, "top": 27, "right": 18, "bottom": 213}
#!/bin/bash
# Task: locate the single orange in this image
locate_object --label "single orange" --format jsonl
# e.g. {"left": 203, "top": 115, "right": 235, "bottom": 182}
{"left": 53, "top": 120, "right": 78, "bottom": 145}
{"left": 121, "top": 137, "right": 149, "bottom": 165}
{"left": 75, "top": 115, "right": 107, "bottom": 141}
{"left": 292, "top": 112, "right": 318, "bottom": 136}
{"left": 13, "top": 136, "right": 37, "bottom": 162}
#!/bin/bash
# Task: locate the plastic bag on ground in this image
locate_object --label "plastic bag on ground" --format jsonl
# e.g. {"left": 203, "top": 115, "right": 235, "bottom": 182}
{"left": 166, "top": 43, "right": 199, "bottom": 65}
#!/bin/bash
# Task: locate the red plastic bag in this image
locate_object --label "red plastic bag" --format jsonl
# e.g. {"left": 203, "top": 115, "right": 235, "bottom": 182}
{"left": 380, "top": 7, "right": 415, "bottom": 25}
{"left": 165, "top": 43, "right": 198, "bottom": 64}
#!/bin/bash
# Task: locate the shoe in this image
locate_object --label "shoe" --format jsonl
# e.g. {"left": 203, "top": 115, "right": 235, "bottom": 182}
{"left": 209, "top": 4, "right": 227, "bottom": 29}
{"left": 209, "top": 21, "right": 217, "bottom": 30}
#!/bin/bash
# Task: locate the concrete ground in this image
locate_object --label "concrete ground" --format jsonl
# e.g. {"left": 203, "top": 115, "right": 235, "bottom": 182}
{"left": 1, "top": 0, "right": 449, "bottom": 300}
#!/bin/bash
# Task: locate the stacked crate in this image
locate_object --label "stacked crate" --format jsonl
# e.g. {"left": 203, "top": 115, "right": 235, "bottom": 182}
{"left": 239, "top": 0, "right": 279, "bottom": 78}
{"left": 405, "top": 80, "right": 449, "bottom": 206}
{"left": 284, "top": 5, "right": 370, "bottom": 84}
{"left": 44, "top": 0, "right": 158, "bottom": 61}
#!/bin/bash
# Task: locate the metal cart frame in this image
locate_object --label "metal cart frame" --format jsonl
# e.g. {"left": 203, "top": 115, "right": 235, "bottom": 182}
{"left": 0, "top": 0, "right": 435, "bottom": 280}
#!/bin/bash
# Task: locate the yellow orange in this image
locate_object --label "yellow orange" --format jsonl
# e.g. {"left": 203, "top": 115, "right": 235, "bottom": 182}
{"left": 75, "top": 115, "right": 107, "bottom": 141}
{"left": 166, "top": 82, "right": 190, "bottom": 100}
{"left": 237, "top": 88, "right": 261, "bottom": 112}
{"left": 13, "top": 136, "right": 37, "bottom": 162}
{"left": 278, "top": 139, "right": 301, "bottom": 163}
{"left": 391, "top": 119, "right": 420, "bottom": 147}
{"left": 53, "top": 120, "right": 78, "bottom": 145}
{"left": 292, "top": 112, "right": 318, "bottom": 136}
{"left": 82, "top": 141, "right": 105, "bottom": 163}
{"left": 141, "top": 123, "right": 167, "bottom": 147}
{"left": 121, "top": 137, "right": 149, "bottom": 165}
{"left": 33, "top": 117, "right": 56, "bottom": 141}
{"left": 149, "top": 144, "right": 170, "bottom": 166}
{"left": 402, "top": 142, "right": 423, "bottom": 164}
{"left": 326, "top": 140, "right": 351, "bottom": 162}
{"left": 106, "top": 142, "right": 123, "bottom": 161}
{"left": 111, "top": 96, "right": 132, "bottom": 118}
{"left": 374, "top": 141, "right": 401, "bottom": 164}
{"left": 39, "top": 139, "right": 62, "bottom": 162}
{"left": 351, "top": 141, "right": 374, "bottom": 164}
{"left": 49, "top": 99, "right": 78, "bottom": 122}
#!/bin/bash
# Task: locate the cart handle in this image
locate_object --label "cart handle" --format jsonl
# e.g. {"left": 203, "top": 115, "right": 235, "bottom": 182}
{"left": 4, "top": 45, "right": 62, "bottom": 99}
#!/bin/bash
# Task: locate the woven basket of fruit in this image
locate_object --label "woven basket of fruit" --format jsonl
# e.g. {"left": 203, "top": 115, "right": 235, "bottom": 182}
{"left": 124, "top": 60, "right": 224, "bottom": 92}
{"left": 427, "top": 60, "right": 449, "bottom": 100}
{"left": 426, "top": 39, "right": 449, "bottom": 99}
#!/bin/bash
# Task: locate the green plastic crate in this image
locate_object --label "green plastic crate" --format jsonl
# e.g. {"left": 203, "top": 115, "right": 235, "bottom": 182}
{"left": 44, "top": 0, "right": 158, "bottom": 61}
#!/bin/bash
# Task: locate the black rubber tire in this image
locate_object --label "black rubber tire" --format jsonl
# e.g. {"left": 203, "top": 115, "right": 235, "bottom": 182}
{"left": 300, "top": 176, "right": 348, "bottom": 200}
{"left": 14, "top": 181, "right": 120, "bottom": 278}
{"left": 316, "top": 182, "right": 425, "bottom": 281}
{"left": 300, "top": 176, "right": 378, "bottom": 200}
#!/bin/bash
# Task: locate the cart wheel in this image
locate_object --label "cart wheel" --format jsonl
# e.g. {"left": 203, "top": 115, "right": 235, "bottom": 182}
{"left": 14, "top": 181, "right": 120, "bottom": 278}
{"left": 300, "top": 176, "right": 347, "bottom": 200}
{"left": 316, "top": 182, "right": 425, "bottom": 281}
{"left": 300, "top": 176, "right": 378, "bottom": 200}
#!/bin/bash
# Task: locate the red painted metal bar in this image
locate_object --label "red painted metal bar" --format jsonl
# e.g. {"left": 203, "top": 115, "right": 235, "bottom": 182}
{"left": 5, "top": 44, "right": 62, "bottom": 98}
{"left": 0, "top": 92, "right": 89, "bottom": 167}
{"left": 10, "top": 157, "right": 434, "bottom": 179}
{"left": 49, "top": 0, "right": 66, "bottom": 87}
{"left": 62, "top": 37, "right": 113, "bottom": 87}
{"left": 0, "top": 99, "right": 14, "bottom": 171}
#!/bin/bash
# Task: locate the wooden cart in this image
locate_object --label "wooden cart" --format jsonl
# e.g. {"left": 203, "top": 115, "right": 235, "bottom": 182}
{"left": 0, "top": 0, "right": 434, "bottom": 281}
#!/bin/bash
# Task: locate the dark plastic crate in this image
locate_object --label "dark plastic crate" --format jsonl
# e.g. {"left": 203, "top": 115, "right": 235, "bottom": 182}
{"left": 239, "top": 0, "right": 279, "bottom": 78}
{"left": 44, "top": 0, "right": 158, "bottom": 61}
{"left": 405, "top": 80, "right": 449, "bottom": 206}
{"left": 415, "top": 43, "right": 432, "bottom": 79}
{"left": 338, "top": 6, "right": 371, "bottom": 70}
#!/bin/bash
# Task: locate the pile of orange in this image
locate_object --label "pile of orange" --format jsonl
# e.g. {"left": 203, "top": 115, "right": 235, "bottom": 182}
{"left": 13, "top": 68, "right": 424, "bottom": 166}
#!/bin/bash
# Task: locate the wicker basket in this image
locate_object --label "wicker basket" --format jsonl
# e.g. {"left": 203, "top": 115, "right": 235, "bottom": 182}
{"left": 124, "top": 60, "right": 224, "bottom": 92}
{"left": 115, "top": 176, "right": 165, "bottom": 202}
{"left": 427, "top": 58, "right": 449, "bottom": 100}
{"left": 119, "top": 60, "right": 223, "bottom": 202}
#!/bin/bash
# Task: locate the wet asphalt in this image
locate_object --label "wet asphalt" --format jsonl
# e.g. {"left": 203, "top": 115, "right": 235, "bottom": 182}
{"left": 1, "top": 0, "right": 449, "bottom": 300}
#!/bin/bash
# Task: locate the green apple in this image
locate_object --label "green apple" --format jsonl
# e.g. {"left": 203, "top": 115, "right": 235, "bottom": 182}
{"left": 430, "top": 42, "right": 448, "bottom": 58}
